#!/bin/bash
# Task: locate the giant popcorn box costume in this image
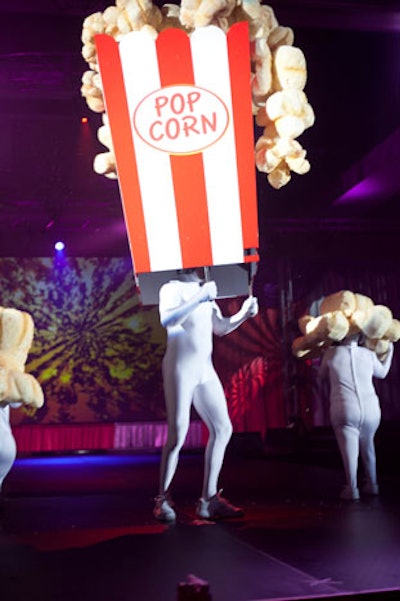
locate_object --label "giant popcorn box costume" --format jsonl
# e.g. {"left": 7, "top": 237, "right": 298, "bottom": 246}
{"left": 81, "top": 0, "right": 314, "bottom": 300}
{"left": 95, "top": 24, "right": 259, "bottom": 277}
{"left": 79, "top": 0, "right": 312, "bottom": 520}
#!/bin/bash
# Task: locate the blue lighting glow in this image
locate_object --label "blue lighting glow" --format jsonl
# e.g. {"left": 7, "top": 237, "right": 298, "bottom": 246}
{"left": 54, "top": 241, "right": 65, "bottom": 251}
{"left": 14, "top": 453, "right": 160, "bottom": 468}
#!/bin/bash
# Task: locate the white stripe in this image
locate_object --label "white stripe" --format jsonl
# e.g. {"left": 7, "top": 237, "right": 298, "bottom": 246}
{"left": 119, "top": 32, "right": 183, "bottom": 272}
{"left": 191, "top": 26, "right": 244, "bottom": 266}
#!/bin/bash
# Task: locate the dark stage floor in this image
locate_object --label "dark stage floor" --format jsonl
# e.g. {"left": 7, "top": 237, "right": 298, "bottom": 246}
{"left": 1, "top": 432, "right": 400, "bottom": 601}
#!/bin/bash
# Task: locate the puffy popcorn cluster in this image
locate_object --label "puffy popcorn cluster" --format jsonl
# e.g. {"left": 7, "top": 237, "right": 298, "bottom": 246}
{"left": 0, "top": 307, "right": 44, "bottom": 408}
{"left": 292, "top": 291, "right": 400, "bottom": 361}
{"left": 81, "top": 0, "right": 315, "bottom": 188}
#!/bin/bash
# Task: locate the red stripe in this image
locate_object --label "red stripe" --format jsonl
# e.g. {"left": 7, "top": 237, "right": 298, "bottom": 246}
{"left": 227, "top": 23, "right": 259, "bottom": 260}
{"left": 95, "top": 34, "right": 150, "bottom": 273}
{"left": 156, "top": 29, "right": 213, "bottom": 269}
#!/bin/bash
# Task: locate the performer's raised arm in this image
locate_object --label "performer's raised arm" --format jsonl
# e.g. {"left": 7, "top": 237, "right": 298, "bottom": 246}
{"left": 212, "top": 296, "right": 258, "bottom": 337}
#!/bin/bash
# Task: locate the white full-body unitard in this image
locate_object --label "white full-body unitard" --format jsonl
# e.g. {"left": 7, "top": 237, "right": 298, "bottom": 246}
{"left": 0, "top": 405, "right": 17, "bottom": 493}
{"left": 158, "top": 272, "right": 258, "bottom": 500}
{"left": 319, "top": 337, "right": 393, "bottom": 495}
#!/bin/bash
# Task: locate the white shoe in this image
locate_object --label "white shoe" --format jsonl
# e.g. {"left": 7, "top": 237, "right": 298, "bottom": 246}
{"left": 361, "top": 482, "right": 379, "bottom": 496}
{"left": 153, "top": 494, "right": 176, "bottom": 522}
{"left": 196, "top": 490, "right": 244, "bottom": 520}
{"left": 340, "top": 485, "right": 360, "bottom": 501}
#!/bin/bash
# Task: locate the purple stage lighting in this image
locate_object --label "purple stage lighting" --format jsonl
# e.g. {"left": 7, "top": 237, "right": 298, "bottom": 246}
{"left": 54, "top": 241, "right": 65, "bottom": 251}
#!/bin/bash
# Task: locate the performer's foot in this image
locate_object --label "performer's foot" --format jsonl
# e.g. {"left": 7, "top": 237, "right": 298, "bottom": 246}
{"left": 196, "top": 490, "right": 244, "bottom": 520}
{"left": 361, "top": 482, "right": 379, "bottom": 496}
{"left": 340, "top": 485, "right": 360, "bottom": 501}
{"left": 153, "top": 494, "right": 176, "bottom": 522}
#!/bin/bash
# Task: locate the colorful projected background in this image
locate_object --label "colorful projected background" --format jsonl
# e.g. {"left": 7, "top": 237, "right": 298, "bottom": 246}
{"left": 3, "top": 257, "right": 399, "bottom": 432}
{"left": 0, "top": 257, "right": 285, "bottom": 434}
{"left": 0, "top": 257, "right": 166, "bottom": 425}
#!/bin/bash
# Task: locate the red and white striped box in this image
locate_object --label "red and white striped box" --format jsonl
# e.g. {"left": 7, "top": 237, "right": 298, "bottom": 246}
{"left": 95, "top": 23, "right": 259, "bottom": 277}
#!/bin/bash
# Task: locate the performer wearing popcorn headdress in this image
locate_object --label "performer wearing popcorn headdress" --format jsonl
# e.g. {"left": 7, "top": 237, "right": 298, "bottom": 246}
{"left": 293, "top": 291, "right": 399, "bottom": 501}
{"left": 0, "top": 307, "right": 44, "bottom": 507}
{"left": 319, "top": 332, "right": 393, "bottom": 501}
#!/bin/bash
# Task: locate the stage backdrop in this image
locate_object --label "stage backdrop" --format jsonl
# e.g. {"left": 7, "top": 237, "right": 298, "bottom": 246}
{"left": 1, "top": 257, "right": 165, "bottom": 426}
{"left": 0, "top": 257, "right": 285, "bottom": 440}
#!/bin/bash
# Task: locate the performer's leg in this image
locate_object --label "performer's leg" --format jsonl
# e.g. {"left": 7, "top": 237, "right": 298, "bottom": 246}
{"left": 359, "top": 409, "right": 381, "bottom": 495}
{"left": 333, "top": 424, "right": 360, "bottom": 499}
{"left": 154, "top": 372, "right": 194, "bottom": 522}
{"left": 158, "top": 372, "right": 193, "bottom": 496}
{"left": 193, "top": 375, "right": 232, "bottom": 500}
{"left": 193, "top": 375, "right": 243, "bottom": 520}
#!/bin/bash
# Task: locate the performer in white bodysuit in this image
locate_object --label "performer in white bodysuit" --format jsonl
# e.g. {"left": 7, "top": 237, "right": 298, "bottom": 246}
{"left": 319, "top": 334, "right": 394, "bottom": 500}
{"left": 0, "top": 405, "right": 17, "bottom": 494}
{"left": 154, "top": 269, "right": 258, "bottom": 521}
